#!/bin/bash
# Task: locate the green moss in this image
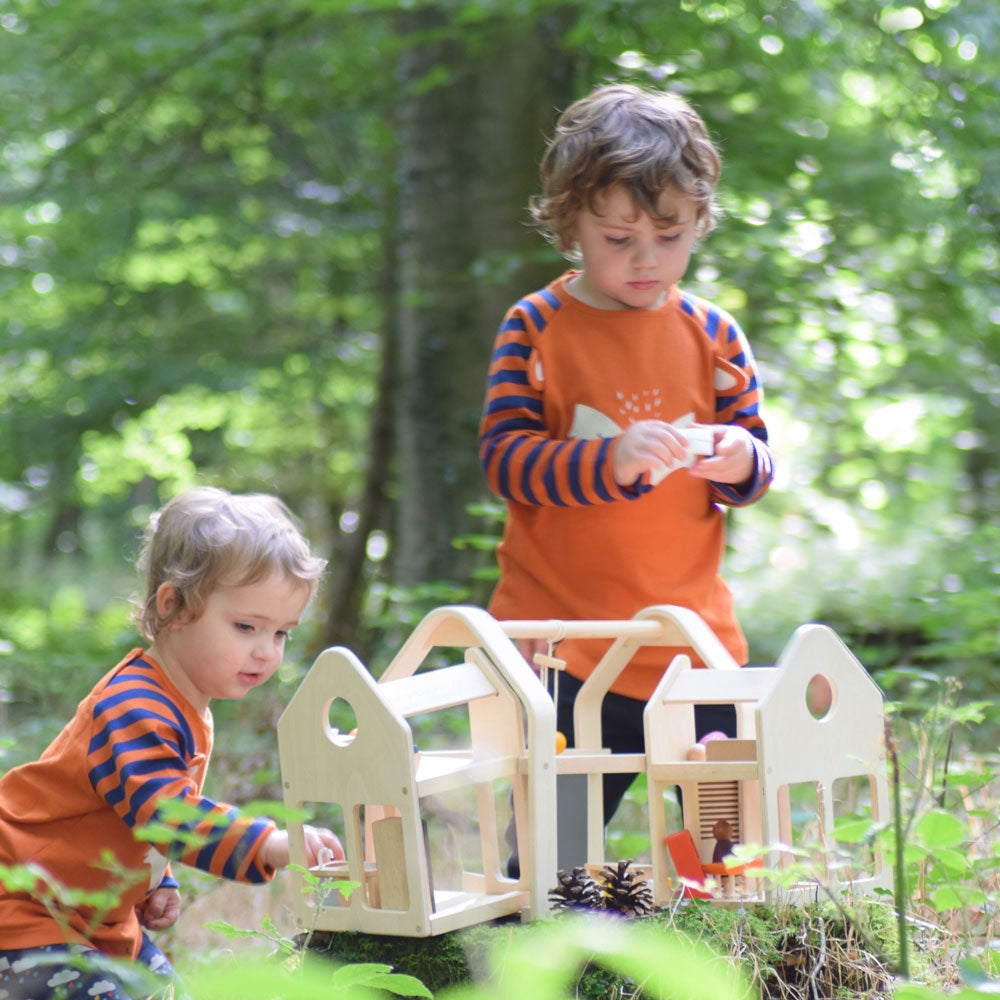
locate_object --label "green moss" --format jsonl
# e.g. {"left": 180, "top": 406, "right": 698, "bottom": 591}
{"left": 304, "top": 921, "right": 492, "bottom": 993}
{"left": 303, "top": 899, "right": 905, "bottom": 999}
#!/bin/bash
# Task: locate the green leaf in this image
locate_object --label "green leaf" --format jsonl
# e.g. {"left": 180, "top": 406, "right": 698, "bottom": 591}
{"left": 928, "top": 846, "right": 973, "bottom": 877}
{"left": 957, "top": 955, "right": 996, "bottom": 986}
{"left": 892, "top": 985, "right": 955, "bottom": 999}
{"left": 486, "top": 917, "right": 751, "bottom": 1000}
{"left": 328, "top": 963, "right": 432, "bottom": 997}
{"left": 930, "top": 884, "right": 987, "bottom": 913}
{"left": 914, "top": 808, "right": 967, "bottom": 849}
{"left": 833, "top": 816, "right": 877, "bottom": 843}
{"left": 202, "top": 920, "right": 260, "bottom": 940}
{"left": 358, "top": 973, "right": 432, "bottom": 998}
{"left": 329, "top": 963, "right": 394, "bottom": 985}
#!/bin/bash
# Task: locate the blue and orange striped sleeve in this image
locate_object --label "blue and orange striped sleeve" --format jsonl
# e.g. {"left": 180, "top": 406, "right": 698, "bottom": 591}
{"left": 87, "top": 662, "right": 276, "bottom": 883}
{"left": 682, "top": 294, "right": 774, "bottom": 508}
{"left": 478, "top": 291, "right": 645, "bottom": 508}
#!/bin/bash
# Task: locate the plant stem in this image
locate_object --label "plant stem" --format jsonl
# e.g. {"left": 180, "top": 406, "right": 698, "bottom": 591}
{"left": 887, "top": 720, "right": 910, "bottom": 978}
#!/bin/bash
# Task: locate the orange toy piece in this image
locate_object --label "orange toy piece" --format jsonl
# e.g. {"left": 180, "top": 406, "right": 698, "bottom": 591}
{"left": 555, "top": 731, "right": 568, "bottom": 754}
{"left": 702, "top": 859, "right": 761, "bottom": 877}
{"left": 665, "top": 829, "right": 712, "bottom": 899}
{"left": 666, "top": 827, "right": 762, "bottom": 901}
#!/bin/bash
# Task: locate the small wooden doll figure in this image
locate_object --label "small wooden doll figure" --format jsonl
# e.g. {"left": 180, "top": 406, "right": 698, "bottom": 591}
{"left": 712, "top": 818, "right": 736, "bottom": 864}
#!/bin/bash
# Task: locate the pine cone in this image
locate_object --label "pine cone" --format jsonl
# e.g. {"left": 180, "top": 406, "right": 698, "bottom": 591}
{"left": 548, "top": 866, "right": 602, "bottom": 912}
{"left": 597, "top": 860, "right": 655, "bottom": 918}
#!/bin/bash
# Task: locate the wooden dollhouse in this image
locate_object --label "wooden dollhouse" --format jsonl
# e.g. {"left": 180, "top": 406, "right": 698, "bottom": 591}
{"left": 277, "top": 604, "right": 891, "bottom": 936}
{"left": 276, "top": 605, "right": 558, "bottom": 937}
{"left": 646, "top": 623, "right": 892, "bottom": 905}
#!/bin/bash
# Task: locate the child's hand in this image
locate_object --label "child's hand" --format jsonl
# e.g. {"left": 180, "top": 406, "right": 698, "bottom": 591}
{"left": 687, "top": 424, "right": 756, "bottom": 485}
{"left": 261, "top": 825, "right": 346, "bottom": 870}
{"left": 303, "top": 825, "right": 345, "bottom": 867}
{"left": 613, "top": 420, "right": 689, "bottom": 486}
{"left": 135, "top": 885, "right": 181, "bottom": 931}
{"left": 516, "top": 638, "right": 548, "bottom": 676}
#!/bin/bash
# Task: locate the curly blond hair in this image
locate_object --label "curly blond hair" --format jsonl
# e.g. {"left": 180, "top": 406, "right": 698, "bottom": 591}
{"left": 134, "top": 486, "right": 326, "bottom": 640}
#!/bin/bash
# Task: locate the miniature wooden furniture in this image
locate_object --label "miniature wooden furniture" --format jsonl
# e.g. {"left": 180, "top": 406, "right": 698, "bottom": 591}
{"left": 277, "top": 605, "right": 556, "bottom": 937}
{"left": 665, "top": 829, "right": 713, "bottom": 900}
{"left": 664, "top": 828, "right": 759, "bottom": 900}
{"left": 646, "top": 624, "right": 892, "bottom": 906}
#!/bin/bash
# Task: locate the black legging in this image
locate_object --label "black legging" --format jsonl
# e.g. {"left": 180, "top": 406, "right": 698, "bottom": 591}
{"left": 553, "top": 670, "right": 737, "bottom": 824}
{"left": 506, "top": 672, "right": 737, "bottom": 877}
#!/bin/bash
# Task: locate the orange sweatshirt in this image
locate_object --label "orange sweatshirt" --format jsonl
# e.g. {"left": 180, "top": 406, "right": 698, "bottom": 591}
{"left": 0, "top": 650, "right": 276, "bottom": 956}
{"left": 479, "top": 272, "right": 774, "bottom": 700}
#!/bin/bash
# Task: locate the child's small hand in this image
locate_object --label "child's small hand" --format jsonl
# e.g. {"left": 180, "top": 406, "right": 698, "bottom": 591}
{"left": 135, "top": 885, "right": 181, "bottom": 931}
{"left": 516, "top": 638, "right": 548, "bottom": 676}
{"left": 613, "top": 420, "right": 689, "bottom": 486}
{"left": 262, "top": 825, "right": 346, "bottom": 870}
{"left": 688, "top": 424, "right": 756, "bottom": 485}
{"left": 303, "top": 825, "right": 345, "bottom": 867}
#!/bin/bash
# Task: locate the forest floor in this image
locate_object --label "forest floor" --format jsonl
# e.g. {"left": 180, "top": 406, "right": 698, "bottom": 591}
{"left": 161, "top": 868, "right": 972, "bottom": 999}
{"left": 162, "top": 871, "right": 303, "bottom": 960}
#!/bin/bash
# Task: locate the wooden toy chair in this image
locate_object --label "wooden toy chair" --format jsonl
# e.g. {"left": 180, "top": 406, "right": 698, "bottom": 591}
{"left": 665, "top": 828, "right": 762, "bottom": 901}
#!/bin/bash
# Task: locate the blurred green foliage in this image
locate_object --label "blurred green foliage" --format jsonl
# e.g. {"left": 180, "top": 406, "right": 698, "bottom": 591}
{"left": 1, "top": 0, "right": 998, "bottom": 753}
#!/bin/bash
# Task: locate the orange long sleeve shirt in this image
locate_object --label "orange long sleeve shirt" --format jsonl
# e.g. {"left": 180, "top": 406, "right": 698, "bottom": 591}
{"left": 479, "top": 272, "right": 774, "bottom": 700}
{"left": 0, "top": 651, "right": 277, "bottom": 956}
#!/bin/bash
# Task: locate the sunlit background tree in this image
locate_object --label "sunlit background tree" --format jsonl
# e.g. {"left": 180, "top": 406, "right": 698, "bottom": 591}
{"left": 1, "top": 0, "right": 997, "bottom": 743}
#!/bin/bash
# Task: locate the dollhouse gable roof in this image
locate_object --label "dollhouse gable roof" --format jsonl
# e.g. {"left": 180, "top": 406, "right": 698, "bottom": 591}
{"left": 756, "top": 624, "right": 887, "bottom": 790}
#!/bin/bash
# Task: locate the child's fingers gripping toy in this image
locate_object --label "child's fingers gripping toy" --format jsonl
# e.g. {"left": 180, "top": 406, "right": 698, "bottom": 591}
{"left": 683, "top": 425, "right": 716, "bottom": 458}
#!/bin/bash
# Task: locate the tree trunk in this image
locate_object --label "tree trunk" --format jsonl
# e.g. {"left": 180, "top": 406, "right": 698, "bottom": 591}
{"left": 392, "top": 6, "right": 577, "bottom": 591}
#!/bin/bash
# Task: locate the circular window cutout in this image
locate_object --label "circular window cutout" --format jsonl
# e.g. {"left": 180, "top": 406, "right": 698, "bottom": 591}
{"left": 806, "top": 674, "right": 835, "bottom": 720}
{"left": 325, "top": 696, "right": 359, "bottom": 747}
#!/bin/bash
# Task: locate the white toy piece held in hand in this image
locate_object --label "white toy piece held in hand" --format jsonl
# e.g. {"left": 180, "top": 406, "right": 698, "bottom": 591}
{"left": 683, "top": 425, "right": 715, "bottom": 459}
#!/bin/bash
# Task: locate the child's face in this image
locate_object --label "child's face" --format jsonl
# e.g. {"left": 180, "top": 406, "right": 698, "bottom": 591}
{"left": 568, "top": 184, "right": 699, "bottom": 310}
{"left": 151, "top": 571, "right": 311, "bottom": 715}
